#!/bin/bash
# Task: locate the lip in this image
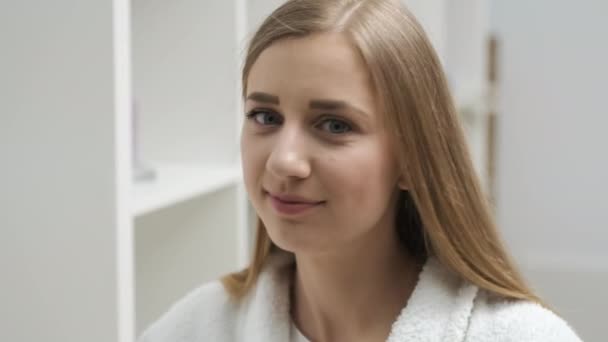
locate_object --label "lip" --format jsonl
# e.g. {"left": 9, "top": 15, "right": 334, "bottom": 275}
{"left": 265, "top": 191, "right": 324, "bottom": 216}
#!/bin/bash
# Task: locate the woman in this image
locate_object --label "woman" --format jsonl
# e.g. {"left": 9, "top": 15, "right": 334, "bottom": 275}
{"left": 139, "top": 0, "right": 582, "bottom": 341}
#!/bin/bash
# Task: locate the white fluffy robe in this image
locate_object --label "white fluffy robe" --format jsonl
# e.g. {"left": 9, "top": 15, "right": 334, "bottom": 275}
{"left": 138, "top": 251, "right": 582, "bottom": 341}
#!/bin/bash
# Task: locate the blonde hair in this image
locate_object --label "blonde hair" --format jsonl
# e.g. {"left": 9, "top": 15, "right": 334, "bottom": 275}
{"left": 223, "top": 0, "right": 542, "bottom": 305}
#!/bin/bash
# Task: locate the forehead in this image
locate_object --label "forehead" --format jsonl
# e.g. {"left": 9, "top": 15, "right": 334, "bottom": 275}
{"left": 246, "top": 32, "right": 377, "bottom": 110}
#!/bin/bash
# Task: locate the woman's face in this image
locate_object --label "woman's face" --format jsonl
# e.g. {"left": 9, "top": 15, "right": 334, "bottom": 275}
{"left": 241, "top": 32, "right": 403, "bottom": 254}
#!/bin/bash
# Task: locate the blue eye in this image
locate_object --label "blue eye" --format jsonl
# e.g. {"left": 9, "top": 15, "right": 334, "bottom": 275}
{"left": 246, "top": 110, "right": 282, "bottom": 126}
{"left": 320, "top": 119, "right": 352, "bottom": 134}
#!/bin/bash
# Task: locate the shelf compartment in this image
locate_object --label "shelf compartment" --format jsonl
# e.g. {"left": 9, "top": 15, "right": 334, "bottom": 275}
{"left": 133, "top": 163, "right": 242, "bottom": 217}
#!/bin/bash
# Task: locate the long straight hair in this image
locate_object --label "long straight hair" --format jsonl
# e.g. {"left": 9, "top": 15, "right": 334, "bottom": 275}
{"left": 223, "top": 0, "right": 542, "bottom": 305}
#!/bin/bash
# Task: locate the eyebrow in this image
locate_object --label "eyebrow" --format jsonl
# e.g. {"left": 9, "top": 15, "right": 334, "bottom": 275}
{"left": 246, "top": 92, "right": 370, "bottom": 119}
{"left": 246, "top": 92, "right": 280, "bottom": 105}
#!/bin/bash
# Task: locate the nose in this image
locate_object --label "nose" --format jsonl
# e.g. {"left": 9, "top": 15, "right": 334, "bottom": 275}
{"left": 266, "top": 126, "right": 311, "bottom": 181}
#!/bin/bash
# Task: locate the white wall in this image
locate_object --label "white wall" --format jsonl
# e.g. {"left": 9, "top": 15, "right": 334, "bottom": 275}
{"left": 491, "top": 1, "right": 608, "bottom": 340}
{"left": 402, "top": 0, "right": 446, "bottom": 62}
{"left": 247, "top": 0, "right": 287, "bottom": 35}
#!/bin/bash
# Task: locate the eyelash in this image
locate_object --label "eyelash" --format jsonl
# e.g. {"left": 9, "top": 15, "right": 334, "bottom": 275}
{"left": 245, "top": 109, "right": 355, "bottom": 134}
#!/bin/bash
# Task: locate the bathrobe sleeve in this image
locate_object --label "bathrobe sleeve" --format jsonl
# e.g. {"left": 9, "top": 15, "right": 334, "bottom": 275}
{"left": 136, "top": 281, "right": 238, "bottom": 342}
{"left": 466, "top": 293, "right": 583, "bottom": 341}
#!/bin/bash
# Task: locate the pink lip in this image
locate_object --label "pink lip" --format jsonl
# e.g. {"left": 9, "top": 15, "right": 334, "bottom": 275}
{"left": 266, "top": 191, "right": 324, "bottom": 216}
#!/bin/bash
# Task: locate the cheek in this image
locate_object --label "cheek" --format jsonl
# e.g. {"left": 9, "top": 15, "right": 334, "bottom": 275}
{"left": 240, "top": 134, "right": 266, "bottom": 198}
{"left": 321, "top": 142, "right": 398, "bottom": 222}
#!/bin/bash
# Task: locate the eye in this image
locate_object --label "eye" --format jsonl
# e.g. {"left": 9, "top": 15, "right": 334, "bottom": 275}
{"left": 245, "top": 109, "right": 283, "bottom": 126}
{"left": 319, "top": 118, "right": 352, "bottom": 134}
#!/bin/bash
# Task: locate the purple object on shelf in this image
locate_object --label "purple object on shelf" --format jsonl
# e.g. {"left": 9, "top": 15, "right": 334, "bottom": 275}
{"left": 132, "top": 98, "right": 156, "bottom": 182}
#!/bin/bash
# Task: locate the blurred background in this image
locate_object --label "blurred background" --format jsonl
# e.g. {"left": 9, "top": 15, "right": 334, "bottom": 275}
{"left": 1, "top": 0, "right": 606, "bottom": 341}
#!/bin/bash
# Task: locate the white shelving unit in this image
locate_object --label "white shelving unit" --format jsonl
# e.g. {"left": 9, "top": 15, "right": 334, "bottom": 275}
{"left": 130, "top": 0, "right": 253, "bottom": 334}
{"left": 2, "top": 1, "right": 136, "bottom": 341}
{"left": 1, "top": 1, "right": 492, "bottom": 341}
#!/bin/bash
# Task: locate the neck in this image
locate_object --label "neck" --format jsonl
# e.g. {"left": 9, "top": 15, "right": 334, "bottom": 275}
{"left": 291, "top": 226, "right": 422, "bottom": 342}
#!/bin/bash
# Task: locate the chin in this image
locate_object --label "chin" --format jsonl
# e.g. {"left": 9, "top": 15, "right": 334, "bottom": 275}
{"left": 265, "top": 222, "right": 328, "bottom": 255}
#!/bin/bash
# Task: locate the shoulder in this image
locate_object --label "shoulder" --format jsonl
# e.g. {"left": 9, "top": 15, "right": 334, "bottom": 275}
{"left": 466, "top": 290, "right": 582, "bottom": 342}
{"left": 136, "top": 251, "right": 296, "bottom": 342}
{"left": 137, "top": 281, "right": 240, "bottom": 342}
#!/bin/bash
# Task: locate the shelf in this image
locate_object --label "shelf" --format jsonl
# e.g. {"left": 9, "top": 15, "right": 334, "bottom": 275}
{"left": 133, "top": 163, "right": 242, "bottom": 217}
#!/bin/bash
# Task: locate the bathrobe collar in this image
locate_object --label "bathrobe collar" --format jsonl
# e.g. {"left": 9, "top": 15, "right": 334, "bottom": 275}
{"left": 239, "top": 251, "right": 479, "bottom": 342}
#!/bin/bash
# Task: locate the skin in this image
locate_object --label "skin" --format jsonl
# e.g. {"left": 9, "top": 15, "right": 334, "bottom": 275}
{"left": 241, "top": 32, "right": 420, "bottom": 342}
